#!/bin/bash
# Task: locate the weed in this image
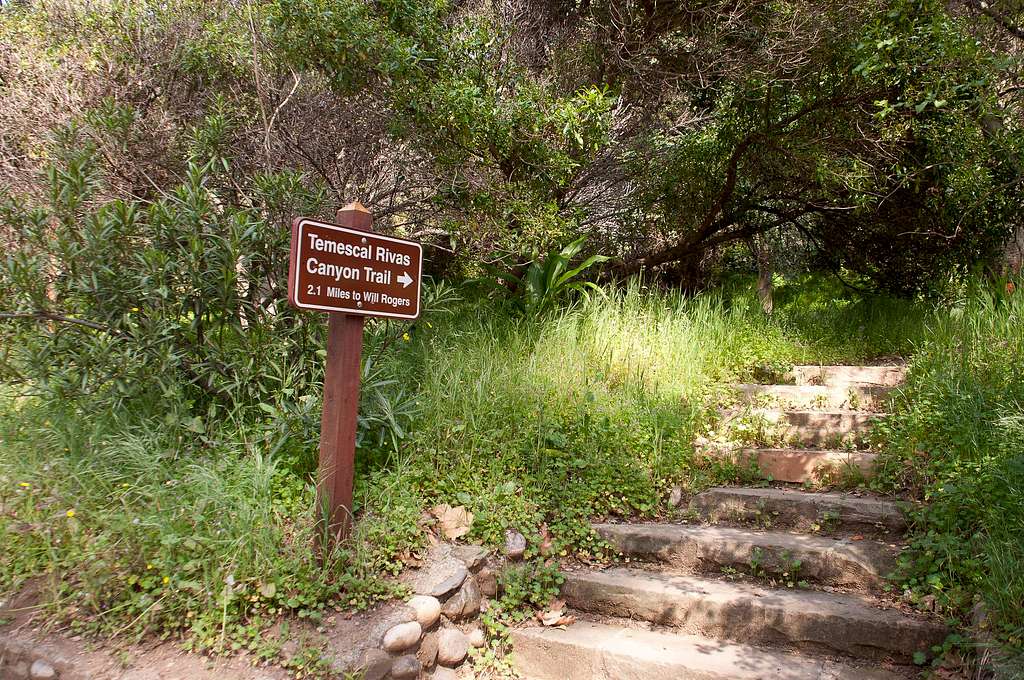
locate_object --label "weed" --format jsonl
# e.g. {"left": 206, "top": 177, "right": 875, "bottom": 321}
{"left": 743, "top": 548, "right": 806, "bottom": 588}
{"left": 778, "top": 552, "right": 804, "bottom": 588}
{"left": 873, "top": 282, "right": 1024, "bottom": 663}
{"left": 494, "top": 560, "right": 565, "bottom": 623}
{"left": 750, "top": 500, "right": 780, "bottom": 530}
{"left": 812, "top": 510, "right": 841, "bottom": 534}
{"left": 748, "top": 548, "right": 767, "bottom": 578}
{"left": 0, "top": 397, "right": 404, "bottom": 658}
{"left": 281, "top": 642, "right": 334, "bottom": 679}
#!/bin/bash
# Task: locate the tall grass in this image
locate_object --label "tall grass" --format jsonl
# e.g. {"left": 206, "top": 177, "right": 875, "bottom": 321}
{"left": 385, "top": 280, "right": 926, "bottom": 551}
{"left": 1, "top": 277, "right": 935, "bottom": 654}
{"left": 876, "top": 285, "right": 1024, "bottom": 671}
{"left": 0, "top": 395, "right": 401, "bottom": 653}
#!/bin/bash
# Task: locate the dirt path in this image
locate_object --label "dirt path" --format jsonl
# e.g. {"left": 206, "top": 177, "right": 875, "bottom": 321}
{"left": 0, "top": 587, "right": 290, "bottom": 680}
{"left": 0, "top": 620, "right": 291, "bottom": 680}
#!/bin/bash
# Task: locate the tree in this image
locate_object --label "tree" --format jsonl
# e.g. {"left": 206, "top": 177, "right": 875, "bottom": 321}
{"left": 267, "top": 0, "right": 1024, "bottom": 293}
{"left": 2, "top": 0, "right": 1021, "bottom": 295}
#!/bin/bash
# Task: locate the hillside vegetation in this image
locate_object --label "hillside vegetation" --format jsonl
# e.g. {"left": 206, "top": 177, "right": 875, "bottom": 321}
{"left": 1, "top": 0, "right": 1023, "bottom": 677}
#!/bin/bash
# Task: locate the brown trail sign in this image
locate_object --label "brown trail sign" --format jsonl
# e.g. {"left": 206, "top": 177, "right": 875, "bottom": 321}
{"left": 289, "top": 215, "right": 422, "bottom": 319}
{"left": 288, "top": 202, "right": 422, "bottom": 543}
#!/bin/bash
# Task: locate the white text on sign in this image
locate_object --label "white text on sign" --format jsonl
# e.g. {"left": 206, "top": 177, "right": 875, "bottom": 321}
{"left": 289, "top": 217, "right": 423, "bottom": 320}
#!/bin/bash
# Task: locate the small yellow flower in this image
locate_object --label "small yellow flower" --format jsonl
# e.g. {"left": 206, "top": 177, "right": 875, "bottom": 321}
{"left": 130, "top": 307, "right": 140, "bottom": 312}
{"left": 162, "top": 576, "right": 170, "bottom": 585}
{"left": 19, "top": 482, "right": 30, "bottom": 488}
{"left": 66, "top": 509, "right": 76, "bottom": 518}
{"left": 402, "top": 333, "right": 411, "bottom": 341}
{"left": 121, "top": 483, "right": 130, "bottom": 488}
{"left": 146, "top": 563, "right": 154, "bottom": 570}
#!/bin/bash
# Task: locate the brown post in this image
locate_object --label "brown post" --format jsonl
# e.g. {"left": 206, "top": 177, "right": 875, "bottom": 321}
{"left": 316, "top": 201, "right": 372, "bottom": 543}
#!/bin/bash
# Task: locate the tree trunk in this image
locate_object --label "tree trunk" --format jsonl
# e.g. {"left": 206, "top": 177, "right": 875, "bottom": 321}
{"left": 1005, "top": 224, "right": 1024, "bottom": 275}
{"left": 747, "top": 236, "right": 774, "bottom": 314}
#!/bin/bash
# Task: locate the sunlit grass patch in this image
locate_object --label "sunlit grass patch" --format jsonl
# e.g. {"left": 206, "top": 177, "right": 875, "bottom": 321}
{"left": 0, "top": 277, "right": 937, "bottom": 657}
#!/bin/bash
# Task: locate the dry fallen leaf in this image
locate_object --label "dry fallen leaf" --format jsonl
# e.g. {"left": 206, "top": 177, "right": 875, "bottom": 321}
{"left": 538, "top": 598, "right": 570, "bottom": 626}
{"left": 398, "top": 550, "right": 424, "bottom": 568}
{"left": 539, "top": 610, "right": 575, "bottom": 627}
{"left": 541, "top": 609, "right": 563, "bottom": 626}
{"left": 431, "top": 503, "right": 474, "bottom": 540}
{"left": 851, "top": 534, "right": 864, "bottom": 541}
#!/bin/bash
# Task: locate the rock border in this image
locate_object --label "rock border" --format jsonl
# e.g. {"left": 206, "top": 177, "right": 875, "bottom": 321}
{"left": 356, "top": 543, "right": 498, "bottom": 680}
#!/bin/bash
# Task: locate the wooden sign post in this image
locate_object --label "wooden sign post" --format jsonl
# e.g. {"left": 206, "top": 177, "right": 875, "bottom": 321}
{"left": 287, "top": 202, "right": 423, "bottom": 543}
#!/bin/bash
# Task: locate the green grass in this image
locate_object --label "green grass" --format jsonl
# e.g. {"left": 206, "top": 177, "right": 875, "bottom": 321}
{"left": 384, "top": 281, "right": 925, "bottom": 546}
{"left": 873, "top": 284, "right": 1024, "bottom": 674}
{"left": 0, "top": 395, "right": 404, "bottom": 657}
{"left": 0, "top": 276, "right": 950, "bottom": 666}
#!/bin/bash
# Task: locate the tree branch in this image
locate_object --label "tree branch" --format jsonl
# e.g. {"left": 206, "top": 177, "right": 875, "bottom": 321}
{"left": 610, "top": 93, "right": 873, "bottom": 277}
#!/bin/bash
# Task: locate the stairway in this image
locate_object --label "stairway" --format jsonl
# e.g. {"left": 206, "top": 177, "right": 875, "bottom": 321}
{"left": 511, "top": 365, "right": 946, "bottom": 679}
{"left": 704, "top": 363, "right": 904, "bottom": 484}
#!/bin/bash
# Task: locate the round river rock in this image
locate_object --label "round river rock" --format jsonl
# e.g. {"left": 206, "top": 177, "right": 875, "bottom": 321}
{"left": 383, "top": 621, "right": 423, "bottom": 653}
{"left": 437, "top": 628, "right": 469, "bottom": 667}
{"left": 407, "top": 594, "right": 442, "bottom": 629}
{"left": 505, "top": 529, "right": 526, "bottom": 560}
{"left": 391, "top": 654, "right": 421, "bottom": 680}
{"left": 467, "top": 627, "right": 486, "bottom": 648}
{"left": 29, "top": 661, "right": 56, "bottom": 680}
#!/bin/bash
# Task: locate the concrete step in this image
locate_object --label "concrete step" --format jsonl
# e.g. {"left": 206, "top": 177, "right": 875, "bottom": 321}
{"left": 691, "top": 486, "right": 907, "bottom": 534}
{"left": 511, "top": 621, "right": 906, "bottom": 680}
{"left": 716, "top": 447, "right": 878, "bottom": 484}
{"left": 594, "top": 522, "right": 897, "bottom": 590}
{"left": 561, "top": 568, "right": 945, "bottom": 664}
{"left": 721, "top": 409, "right": 883, "bottom": 447}
{"left": 790, "top": 365, "right": 906, "bottom": 387}
{"left": 733, "top": 383, "right": 892, "bottom": 411}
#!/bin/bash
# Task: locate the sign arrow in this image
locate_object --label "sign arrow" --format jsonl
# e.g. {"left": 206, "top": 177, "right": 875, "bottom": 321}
{"left": 290, "top": 216, "right": 422, "bottom": 319}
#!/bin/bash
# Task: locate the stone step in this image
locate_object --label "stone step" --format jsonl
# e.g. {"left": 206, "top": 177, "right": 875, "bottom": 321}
{"left": 789, "top": 365, "right": 907, "bottom": 388}
{"left": 510, "top": 621, "right": 906, "bottom": 680}
{"left": 716, "top": 447, "right": 878, "bottom": 484}
{"left": 721, "top": 409, "right": 883, "bottom": 447}
{"left": 691, "top": 486, "right": 907, "bottom": 534}
{"left": 561, "top": 568, "right": 945, "bottom": 664}
{"left": 733, "top": 383, "right": 892, "bottom": 411}
{"left": 594, "top": 522, "right": 897, "bottom": 590}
